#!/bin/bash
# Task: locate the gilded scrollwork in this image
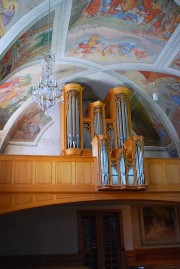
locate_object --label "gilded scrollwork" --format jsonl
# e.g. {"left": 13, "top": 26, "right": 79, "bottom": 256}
{"left": 66, "top": 90, "right": 80, "bottom": 111}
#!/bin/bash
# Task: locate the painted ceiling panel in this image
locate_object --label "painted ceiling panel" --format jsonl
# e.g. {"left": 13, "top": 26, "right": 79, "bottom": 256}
{"left": 0, "top": 74, "right": 32, "bottom": 130}
{"left": 0, "top": 0, "right": 45, "bottom": 37}
{"left": 65, "top": 0, "right": 180, "bottom": 65}
{"left": 117, "top": 70, "right": 180, "bottom": 138}
{"left": 9, "top": 103, "right": 51, "bottom": 143}
{"left": 131, "top": 92, "right": 172, "bottom": 147}
{"left": 0, "top": 63, "right": 86, "bottom": 130}
{"left": 0, "top": 12, "right": 54, "bottom": 82}
{"left": 169, "top": 51, "right": 180, "bottom": 71}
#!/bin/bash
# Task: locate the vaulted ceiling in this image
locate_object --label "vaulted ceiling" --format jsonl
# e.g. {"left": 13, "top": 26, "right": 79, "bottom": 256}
{"left": 0, "top": 0, "right": 180, "bottom": 157}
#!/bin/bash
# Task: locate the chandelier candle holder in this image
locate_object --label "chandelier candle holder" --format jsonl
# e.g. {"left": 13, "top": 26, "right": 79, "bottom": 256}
{"left": 33, "top": 52, "right": 64, "bottom": 116}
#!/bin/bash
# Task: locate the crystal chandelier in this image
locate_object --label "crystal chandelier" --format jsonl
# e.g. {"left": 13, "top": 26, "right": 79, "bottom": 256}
{"left": 32, "top": 0, "right": 63, "bottom": 116}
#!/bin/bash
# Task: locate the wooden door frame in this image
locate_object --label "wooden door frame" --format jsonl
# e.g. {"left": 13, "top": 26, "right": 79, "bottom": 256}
{"left": 77, "top": 209, "right": 126, "bottom": 268}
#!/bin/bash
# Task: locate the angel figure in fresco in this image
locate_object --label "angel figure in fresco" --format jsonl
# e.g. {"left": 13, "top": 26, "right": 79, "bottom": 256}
{"left": 79, "top": 34, "right": 101, "bottom": 54}
{"left": 0, "top": 1, "right": 15, "bottom": 36}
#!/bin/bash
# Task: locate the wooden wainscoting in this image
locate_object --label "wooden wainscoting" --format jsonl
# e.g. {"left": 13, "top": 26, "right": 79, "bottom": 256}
{"left": 145, "top": 158, "right": 180, "bottom": 192}
{"left": 0, "top": 253, "right": 87, "bottom": 268}
{"left": 125, "top": 247, "right": 180, "bottom": 267}
{"left": 0, "top": 155, "right": 180, "bottom": 214}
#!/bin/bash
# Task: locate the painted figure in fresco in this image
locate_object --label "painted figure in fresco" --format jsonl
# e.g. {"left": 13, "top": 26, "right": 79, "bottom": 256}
{"left": 168, "top": 83, "right": 180, "bottom": 105}
{"left": 172, "top": 57, "right": 180, "bottom": 68}
{"left": 15, "top": 118, "right": 41, "bottom": 142}
{"left": 109, "top": 0, "right": 121, "bottom": 11}
{"left": 120, "top": 0, "right": 136, "bottom": 11}
{"left": 162, "top": 14, "right": 178, "bottom": 40}
{"left": 0, "top": 2, "right": 15, "bottom": 36}
{"left": 114, "top": 7, "right": 145, "bottom": 25}
{"left": 100, "top": 0, "right": 111, "bottom": 15}
{"left": 139, "top": 0, "right": 161, "bottom": 25}
{"left": 102, "top": 41, "right": 146, "bottom": 60}
{"left": 102, "top": 44, "right": 124, "bottom": 56}
{"left": 110, "top": 0, "right": 162, "bottom": 27}
{"left": 80, "top": 0, "right": 137, "bottom": 18}
{"left": 0, "top": 41, "right": 22, "bottom": 80}
{"left": 0, "top": 78, "right": 22, "bottom": 106}
{"left": 170, "top": 93, "right": 180, "bottom": 105}
{"left": 27, "top": 119, "right": 40, "bottom": 136}
{"left": 1, "top": 3, "right": 15, "bottom": 25}
{"left": 0, "top": 49, "right": 13, "bottom": 80}
{"left": 149, "top": 13, "right": 178, "bottom": 40}
{"left": 0, "top": 26, "right": 43, "bottom": 81}
{"left": 80, "top": 0, "right": 101, "bottom": 18}
{"left": 152, "top": 119, "right": 167, "bottom": 139}
{"left": 131, "top": 48, "right": 146, "bottom": 60}
{"left": 68, "top": 33, "right": 146, "bottom": 61}
{"left": 79, "top": 34, "right": 100, "bottom": 53}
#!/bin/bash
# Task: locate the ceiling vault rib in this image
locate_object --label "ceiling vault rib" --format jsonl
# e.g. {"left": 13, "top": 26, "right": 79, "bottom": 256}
{"left": 53, "top": 0, "right": 73, "bottom": 60}
{"left": 154, "top": 24, "right": 180, "bottom": 71}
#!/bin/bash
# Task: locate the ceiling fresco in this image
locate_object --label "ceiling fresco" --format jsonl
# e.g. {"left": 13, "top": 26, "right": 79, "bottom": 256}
{"left": 117, "top": 70, "right": 180, "bottom": 137}
{"left": 0, "top": 12, "right": 54, "bottom": 82}
{"left": 131, "top": 92, "right": 171, "bottom": 146}
{"left": 0, "top": 0, "right": 45, "bottom": 37}
{"left": 0, "top": 74, "right": 32, "bottom": 130}
{"left": 169, "top": 51, "right": 180, "bottom": 71}
{"left": 9, "top": 103, "right": 51, "bottom": 143}
{"left": 0, "top": 63, "right": 87, "bottom": 130}
{"left": 0, "top": 0, "right": 179, "bottom": 157}
{"left": 65, "top": 0, "right": 180, "bottom": 65}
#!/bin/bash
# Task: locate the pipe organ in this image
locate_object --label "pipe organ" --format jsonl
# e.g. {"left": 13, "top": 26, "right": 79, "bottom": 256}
{"left": 62, "top": 83, "right": 84, "bottom": 156}
{"left": 61, "top": 83, "right": 146, "bottom": 190}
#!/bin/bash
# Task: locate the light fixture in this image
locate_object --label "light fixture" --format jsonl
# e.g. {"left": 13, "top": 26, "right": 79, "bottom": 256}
{"left": 152, "top": 92, "right": 158, "bottom": 101}
{"left": 32, "top": 0, "right": 63, "bottom": 116}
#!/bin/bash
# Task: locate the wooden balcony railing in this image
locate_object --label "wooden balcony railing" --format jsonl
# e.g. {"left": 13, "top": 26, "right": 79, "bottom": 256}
{"left": 0, "top": 155, "right": 179, "bottom": 214}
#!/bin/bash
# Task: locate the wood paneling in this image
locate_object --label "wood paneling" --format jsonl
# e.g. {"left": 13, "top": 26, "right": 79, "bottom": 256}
{"left": 14, "top": 195, "right": 33, "bottom": 206}
{"left": 166, "top": 163, "right": 180, "bottom": 184}
{"left": 14, "top": 161, "right": 32, "bottom": 184}
{"left": 0, "top": 156, "right": 179, "bottom": 214}
{"left": 0, "top": 253, "right": 83, "bottom": 268}
{"left": 125, "top": 247, "right": 180, "bottom": 266}
{"left": 0, "top": 160, "right": 12, "bottom": 183}
{"left": 56, "top": 162, "right": 74, "bottom": 184}
{"left": 35, "top": 161, "right": 52, "bottom": 184}
{"left": 76, "top": 162, "right": 93, "bottom": 185}
{"left": 145, "top": 158, "right": 180, "bottom": 190}
{"left": 147, "top": 163, "right": 165, "bottom": 185}
{"left": 0, "top": 195, "right": 12, "bottom": 209}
